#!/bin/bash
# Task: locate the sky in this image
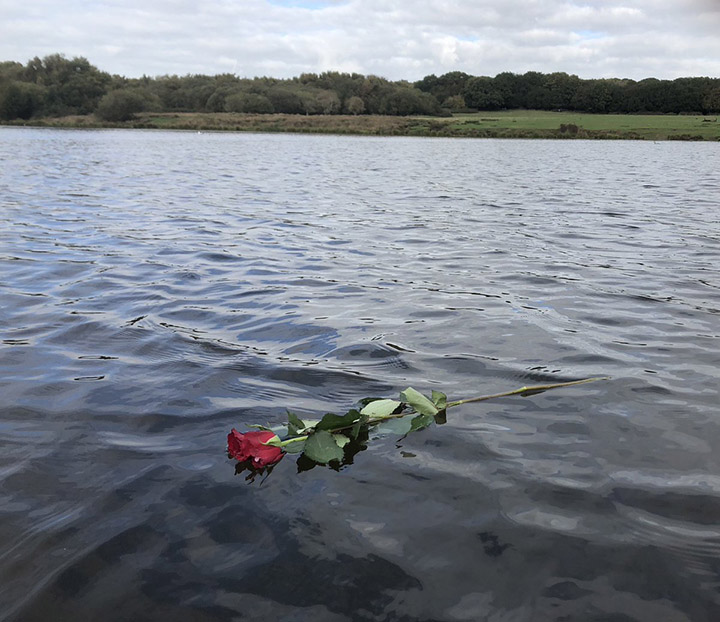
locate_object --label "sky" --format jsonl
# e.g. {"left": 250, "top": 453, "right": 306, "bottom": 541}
{"left": 2, "top": 0, "right": 720, "bottom": 81}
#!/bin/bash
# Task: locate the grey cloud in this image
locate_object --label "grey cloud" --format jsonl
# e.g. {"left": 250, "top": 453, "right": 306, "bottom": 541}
{"left": 0, "top": 0, "right": 718, "bottom": 80}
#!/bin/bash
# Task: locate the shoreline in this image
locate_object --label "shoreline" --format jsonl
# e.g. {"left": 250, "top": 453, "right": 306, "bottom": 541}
{"left": 4, "top": 110, "right": 719, "bottom": 141}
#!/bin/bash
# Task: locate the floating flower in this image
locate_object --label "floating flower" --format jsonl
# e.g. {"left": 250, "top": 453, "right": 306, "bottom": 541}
{"left": 227, "top": 377, "right": 606, "bottom": 479}
{"left": 227, "top": 429, "right": 284, "bottom": 468}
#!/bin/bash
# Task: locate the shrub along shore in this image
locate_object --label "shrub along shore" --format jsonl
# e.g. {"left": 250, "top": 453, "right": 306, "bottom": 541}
{"left": 6, "top": 109, "right": 719, "bottom": 140}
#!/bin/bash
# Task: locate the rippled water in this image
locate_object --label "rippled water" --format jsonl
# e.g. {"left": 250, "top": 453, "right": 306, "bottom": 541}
{"left": 1, "top": 127, "right": 719, "bottom": 621}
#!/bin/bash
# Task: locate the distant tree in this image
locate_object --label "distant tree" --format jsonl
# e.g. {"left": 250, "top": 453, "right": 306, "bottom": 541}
{"left": 224, "top": 92, "right": 274, "bottom": 113}
{"left": 463, "top": 76, "right": 503, "bottom": 110}
{"left": 415, "top": 71, "right": 471, "bottom": 105}
{"left": 298, "top": 89, "right": 323, "bottom": 115}
{"left": 150, "top": 74, "right": 216, "bottom": 111}
{"left": 379, "top": 88, "right": 439, "bottom": 115}
{"left": 0, "top": 61, "right": 24, "bottom": 82}
{"left": 0, "top": 81, "right": 45, "bottom": 119}
{"left": 298, "top": 72, "right": 320, "bottom": 86}
{"left": 443, "top": 94, "right": 466, "bottom": 110}
{"left": 542, "top": 72, "right": 581, "bottom": 109}
{"left": 359, "top": 75, "right": 395, "bottom": 114}
{"left": 315, "top": 89, "right": 341, "bottom": 114}
{"left": 665, "top": 77, "right": 713, "bottom": 114}
{"left": 515, "top": 71, "right": 547, "bottom": 109}
{"left": 313, "top": 71, "right": 364, "bottom": 109}
{"left": 203, "top": 74, "right": 242, "bottom": 112}
{"left": 493, "top": 72, "right": 521, "bottom": 108}
{"left": 344, "top": 95, "right": 365, "bottom": 115}
{"left": 266, "top": 87, "right": 304, "bottom": 114}
{"left": 703, "top": 86, "right": 720, "bottom": 113}
{"left": 571, "top": 79, "right": 614, "bottom": 113}
{"left": 625, "top": 78, "right": 667, "bottom": 113}
{"left": 95, "top": 89, "right": 148, "bottom": 121}
{"left": 23, "top": 54, "right": 110, "bottom": 115}
{"left": 414, "top": 74, "right": 439, "bottom": 95}
{"left": 205, "top": 87, "right": 233, "bottom": 112}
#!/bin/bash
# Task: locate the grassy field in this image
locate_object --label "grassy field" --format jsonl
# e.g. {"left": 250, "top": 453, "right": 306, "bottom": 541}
{"left": 445, "top": 110, "right": 720, "bottom": 140}
{"left": 7, "top": 109, "right": 720, "bottom": 140}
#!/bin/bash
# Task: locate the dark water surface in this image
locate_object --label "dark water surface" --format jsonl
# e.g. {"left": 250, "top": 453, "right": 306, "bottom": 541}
{"left": 1, "top": 128, "right": 719, "bottom": 621}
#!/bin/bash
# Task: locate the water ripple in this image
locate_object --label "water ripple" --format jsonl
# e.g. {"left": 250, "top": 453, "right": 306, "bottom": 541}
{"left": 1, "top": 129, "right": 719, "bottom": 620}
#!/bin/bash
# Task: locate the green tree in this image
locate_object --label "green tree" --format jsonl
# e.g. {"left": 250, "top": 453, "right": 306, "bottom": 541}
{"left": 224, "top": 92, "right": 274, "bottom": 113}
{"left": 703, "top": 86, "right": 720, "bottom": 113}
{"left": 443, "top": 94, "right": 466, "bottom": 110}
{"left": 344, "top": 95, "right": 365, "bottom": 115}
{"left": 266, "top": 87, "right": 304, "bottom": 114}
{"left": 493, "top": 72, "right": 521, "bottom": 108}
{"left": 315, "top": 89, "right": 341, "bottom": 114}
{"left": 23, "top": 54, "right": 110, "bottom": 115}
{"left": 0, "top": 61, "right": 24, "bottom": 82}
{"left": 543, "top": 72, "right": 581, "bottom": 109}
{"left": 0, "top": 81, "right": 45, "bottom": 119}
{"left": 415, "top": 71, "right": 471, "bottom": 105}
{"left": 571, "top": 79, "right": 615, "bottom": 113}
{"left": 95, "top": 88, "right": 148, "bottom": 121}
{"left": 359, "top": 75, "right": 394, "bottom": 114}
{"left": 380, "top": 87, "right": 438, "bottom": 115}
{"left": 205, "top": 87, "right": 234, "bottom": 112}
{"left": 463, "top": 76, "right": 503, "bottom": 110}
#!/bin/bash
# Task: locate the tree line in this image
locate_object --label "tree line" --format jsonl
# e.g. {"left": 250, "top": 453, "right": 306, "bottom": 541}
{"left": 1, "top": 54, "right": 719, "bottom": 122}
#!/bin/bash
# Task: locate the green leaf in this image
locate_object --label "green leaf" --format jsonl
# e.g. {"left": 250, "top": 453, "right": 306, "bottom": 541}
{"left": 284, "top": 440, "right": 306, "bottom": 454}
{"left": 409, "top": 413, "right": 435, "bottom": 433}
{"left": 431, "top": 390, "right": 447, "bottom": 411}
{"left": 262, "top": 436, "right": 283, "bottom": 447}
{"left": 315, "top": 409, "right": 362, "bottom": 433}
{"left": 357, "top": 396, "right": 385, "bottom": 407}
{"left": 400, "top": 387, "right": 438, "bottom": 416}
{"left": 303, "top": 430, "right": 345, "bottom": 464}
{"left": 374, "top": 416, "right": 413, "bottom": 437}
{"left": 360, "top": 399, "right": 401, "bottom": 418}
{"left": 287, "top": 411, "right": 306, "bottom": 436}
{"left": 333, "top": 434, "right": 350, "bottom": 448}
{"left": 350, "top": 414, "right": 369, "bottom": 439}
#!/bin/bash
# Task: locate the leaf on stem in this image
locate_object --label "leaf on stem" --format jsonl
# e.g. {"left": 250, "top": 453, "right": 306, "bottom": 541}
{"left": 350, "top": 414, "right": 369, "bottom": 439}
{"left": 315, "top": 409, "right": 363, "bottom": 433}
{"left": 400, "top": 387, "right": 438, "bottom": 416}
{"left": 410, "top": 413, "right": 435, "bottom": 433}
{"left": 287, "top": 411, "right": 306, "bottom": 436}
{"left": 360, "top": 399, "right": 402, "bottom": 418}
{"left": 431, "top": 390, "right": 447, "bottom": 410}
{"left": 303, "top": 430, "right": 345, "bottom": 464}
{"left": 284, "top": 440, "right": 306, "bottom": 454}
{"left": 375, "top": 416, "right": 413, "bottom": 437}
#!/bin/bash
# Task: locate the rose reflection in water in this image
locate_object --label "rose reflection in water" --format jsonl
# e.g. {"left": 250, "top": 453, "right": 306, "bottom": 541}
{"left": 229, "top": 425, "right": 374, "bottom": 482}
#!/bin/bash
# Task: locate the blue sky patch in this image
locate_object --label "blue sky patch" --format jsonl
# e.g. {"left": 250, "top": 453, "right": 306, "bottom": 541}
{"left": 575, "top": 30, "right": 606, "bottom": 40}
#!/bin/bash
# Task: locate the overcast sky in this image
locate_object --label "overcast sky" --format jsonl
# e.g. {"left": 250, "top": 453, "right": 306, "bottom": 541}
{"left": 2, "top": 0, "right": 720, "bottom": 81}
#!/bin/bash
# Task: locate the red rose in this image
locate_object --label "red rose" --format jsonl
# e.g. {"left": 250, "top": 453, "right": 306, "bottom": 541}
{"left": 227, "top": 429, "right": 284, "bottom": 468}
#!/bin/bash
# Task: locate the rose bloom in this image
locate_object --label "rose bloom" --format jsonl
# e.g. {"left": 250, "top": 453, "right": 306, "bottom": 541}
{"left": 227, "top": 429, "right": 284, "bottom": 468}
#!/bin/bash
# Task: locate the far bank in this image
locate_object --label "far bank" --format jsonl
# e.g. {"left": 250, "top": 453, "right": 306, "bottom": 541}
{"left": 5, "top": 110, "right": 720, "bottom": 141}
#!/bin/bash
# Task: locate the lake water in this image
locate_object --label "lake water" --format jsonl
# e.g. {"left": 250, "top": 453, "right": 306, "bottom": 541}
{"left": 1, "top": 127, "right": 719, "bottom": 621}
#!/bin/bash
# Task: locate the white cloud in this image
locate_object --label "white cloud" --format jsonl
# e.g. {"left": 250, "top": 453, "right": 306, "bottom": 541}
{"left": 0, "top": 0, "right": 719, "bottom": 79}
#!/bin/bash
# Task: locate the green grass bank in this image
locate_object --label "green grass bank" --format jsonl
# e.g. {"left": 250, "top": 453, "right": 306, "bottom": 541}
{"left": 7, "top": 109, "right": 720, "bottom": 140}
